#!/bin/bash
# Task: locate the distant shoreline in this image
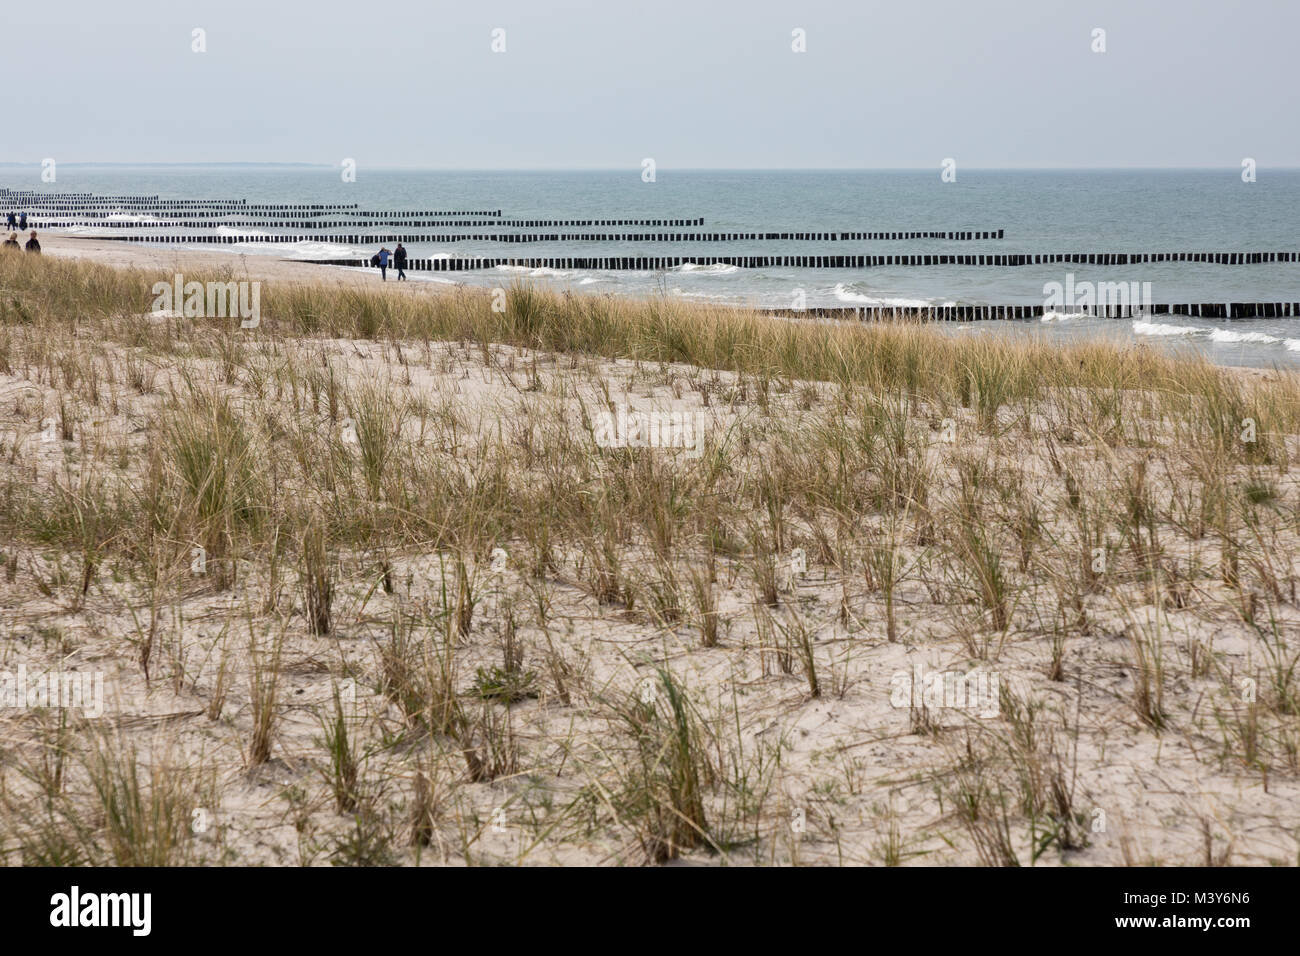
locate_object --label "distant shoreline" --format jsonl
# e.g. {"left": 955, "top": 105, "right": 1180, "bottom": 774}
{"left": 39, "top": 234, "right": 456, "bottom": 292}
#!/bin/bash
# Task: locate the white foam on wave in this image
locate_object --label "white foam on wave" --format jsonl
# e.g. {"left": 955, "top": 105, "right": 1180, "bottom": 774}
{"left": 1132, "top": 319, "right": 1201, "bottom": 337}
{"left": 271, "top": 240, "right": 360, "bottom": 259}
{"left": 675, "top": 262, "right": 739, "bottom": 275}
{"left": 832, "top": 283, "right": 931, "bottom": 308}
{"left": 1209, "top": 329, "right": 1280, "bottom": 344}
{"left": 669, "top": 287, "right": 731, "bottom": 301}
{"left": 1040, "top": 311, "right": 1091, "bottom": 323}
{"left": 494, "top": 265, "right": 573, "bottom": 278}
{"left": 1130, "top": 320, "right": 1300, "bottom": 353}
{"left": 218, "top": 224, "right": 269, "bottom": 237}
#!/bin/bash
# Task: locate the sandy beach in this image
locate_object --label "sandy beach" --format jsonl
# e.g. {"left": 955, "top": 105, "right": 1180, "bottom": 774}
{"left": 38, "top": 235, "right": 437, "bottom": 291}
{"left": 0, "top": 246, "right": 1297, "bottom": 869}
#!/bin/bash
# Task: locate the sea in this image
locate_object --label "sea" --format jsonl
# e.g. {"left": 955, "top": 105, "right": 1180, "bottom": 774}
{"left": 3, "top": 166, "right": 1298, "bottom": 368}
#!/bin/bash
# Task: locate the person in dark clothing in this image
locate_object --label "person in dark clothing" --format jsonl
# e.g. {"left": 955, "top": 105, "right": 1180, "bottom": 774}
{"left": 376, "top": 246, "right": 390, "bottom": 281}
{"left": 2, "top": 233, "right": 19, "bottom": 251}
{"left": 17, "top": 213, "right": 27, "bottom": 231}
{"left": 394, "top": 243, "right": 408, "bottom": 281}
{"left": 25, "top": 231, "right": 40, "bottom": 254}
{"left": 4, "top": 213, "right": 14, "bottom": 231}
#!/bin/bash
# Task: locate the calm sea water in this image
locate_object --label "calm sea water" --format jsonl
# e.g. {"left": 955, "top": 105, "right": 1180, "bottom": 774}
{"left": 5, "top": 166, "right": 1299, "bottom": 367}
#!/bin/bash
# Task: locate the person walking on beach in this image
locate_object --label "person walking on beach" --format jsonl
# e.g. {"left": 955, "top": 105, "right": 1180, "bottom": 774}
{"left": 4, "top": 213, "right": 14, "bottom": 231}
{"left": 394, "top": 242, "right": 408, "bottom": 281}
{"left": 2, "top": 233, "right": 19, "bottom": 251}
{"left": 17, "top": 213, "right": 27, "bottom": 231}
{"left": 25, "top": 230, "right": 40, "bottom": 254}
{"left": 375, "top": 246, "right": 391, "bottom": 281}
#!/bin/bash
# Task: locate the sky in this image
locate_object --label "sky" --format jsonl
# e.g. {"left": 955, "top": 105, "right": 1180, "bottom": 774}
{"left": 2, "top": 0, "right": 1297, "bottom": 169}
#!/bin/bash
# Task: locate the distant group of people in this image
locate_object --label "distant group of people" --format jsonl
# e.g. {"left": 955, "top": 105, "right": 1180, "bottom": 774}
{"left": 4, "top": 212, "right": 39, "bottom": 253}
{"left": 371, "top": 242, "right": 407, "bottom": 281}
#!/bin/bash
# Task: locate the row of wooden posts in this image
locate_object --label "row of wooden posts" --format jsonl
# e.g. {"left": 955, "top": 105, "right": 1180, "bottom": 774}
{"left": 43, "top": 223, "right": 1000, "bottom": 238}
{"left": 65, "top": 230, "right": 1017, "bottom": 244}
{"left": 23, "top": 210, "right": 505, "bottom": 220}
{"left": 284, "top": 251, "right": 1300, "bottom": 268}
{"left": 39, "top": 217, "right": 712, "bottom": 229}
{"left": 762, "top": 303, "right": 1300, "bottom": 320}
{"left": 14, "top": 204, "right": 497, "bottom": 216}
{"left": 1, "top": 190, "right": 497, "bottom": 217}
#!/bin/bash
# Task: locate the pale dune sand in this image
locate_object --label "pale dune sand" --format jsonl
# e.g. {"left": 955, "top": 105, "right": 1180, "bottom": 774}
{"left": 1, "top": 237, "right": 1295, "bottom": 867}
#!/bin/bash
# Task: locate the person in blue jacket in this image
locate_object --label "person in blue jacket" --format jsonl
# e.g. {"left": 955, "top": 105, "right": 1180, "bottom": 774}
{"left": 375, "top": 246, "right": 390, "bottom": 280}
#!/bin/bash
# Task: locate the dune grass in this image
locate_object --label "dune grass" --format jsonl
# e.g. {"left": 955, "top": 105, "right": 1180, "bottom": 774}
{"left": 0, "top": 249, "right": 1298, "bottom": 865}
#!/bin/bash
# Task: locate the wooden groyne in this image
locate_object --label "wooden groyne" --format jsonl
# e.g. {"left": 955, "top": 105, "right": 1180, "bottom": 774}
{"left": 760, "top": 303, "right": 1300, "bottom": 320}
{"left": 46, "top": 224, "right": 1001, "bottom": 238}
{"left": 65, "top": 231, "right": 1015, "bottom": 244}
{"left": 1, "top": 190, "right": 498, "bottom": 217}
{"left": 287, "top": 252, "right": 1300, "bottom": 269}
{"left": 39, "top": 217, "right": 708, "bottom": 229}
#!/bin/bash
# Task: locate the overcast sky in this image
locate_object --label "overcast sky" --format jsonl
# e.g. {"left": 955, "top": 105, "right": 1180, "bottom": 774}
{"left": 4, "top": 0, "right": 1296, "bottom": 169}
